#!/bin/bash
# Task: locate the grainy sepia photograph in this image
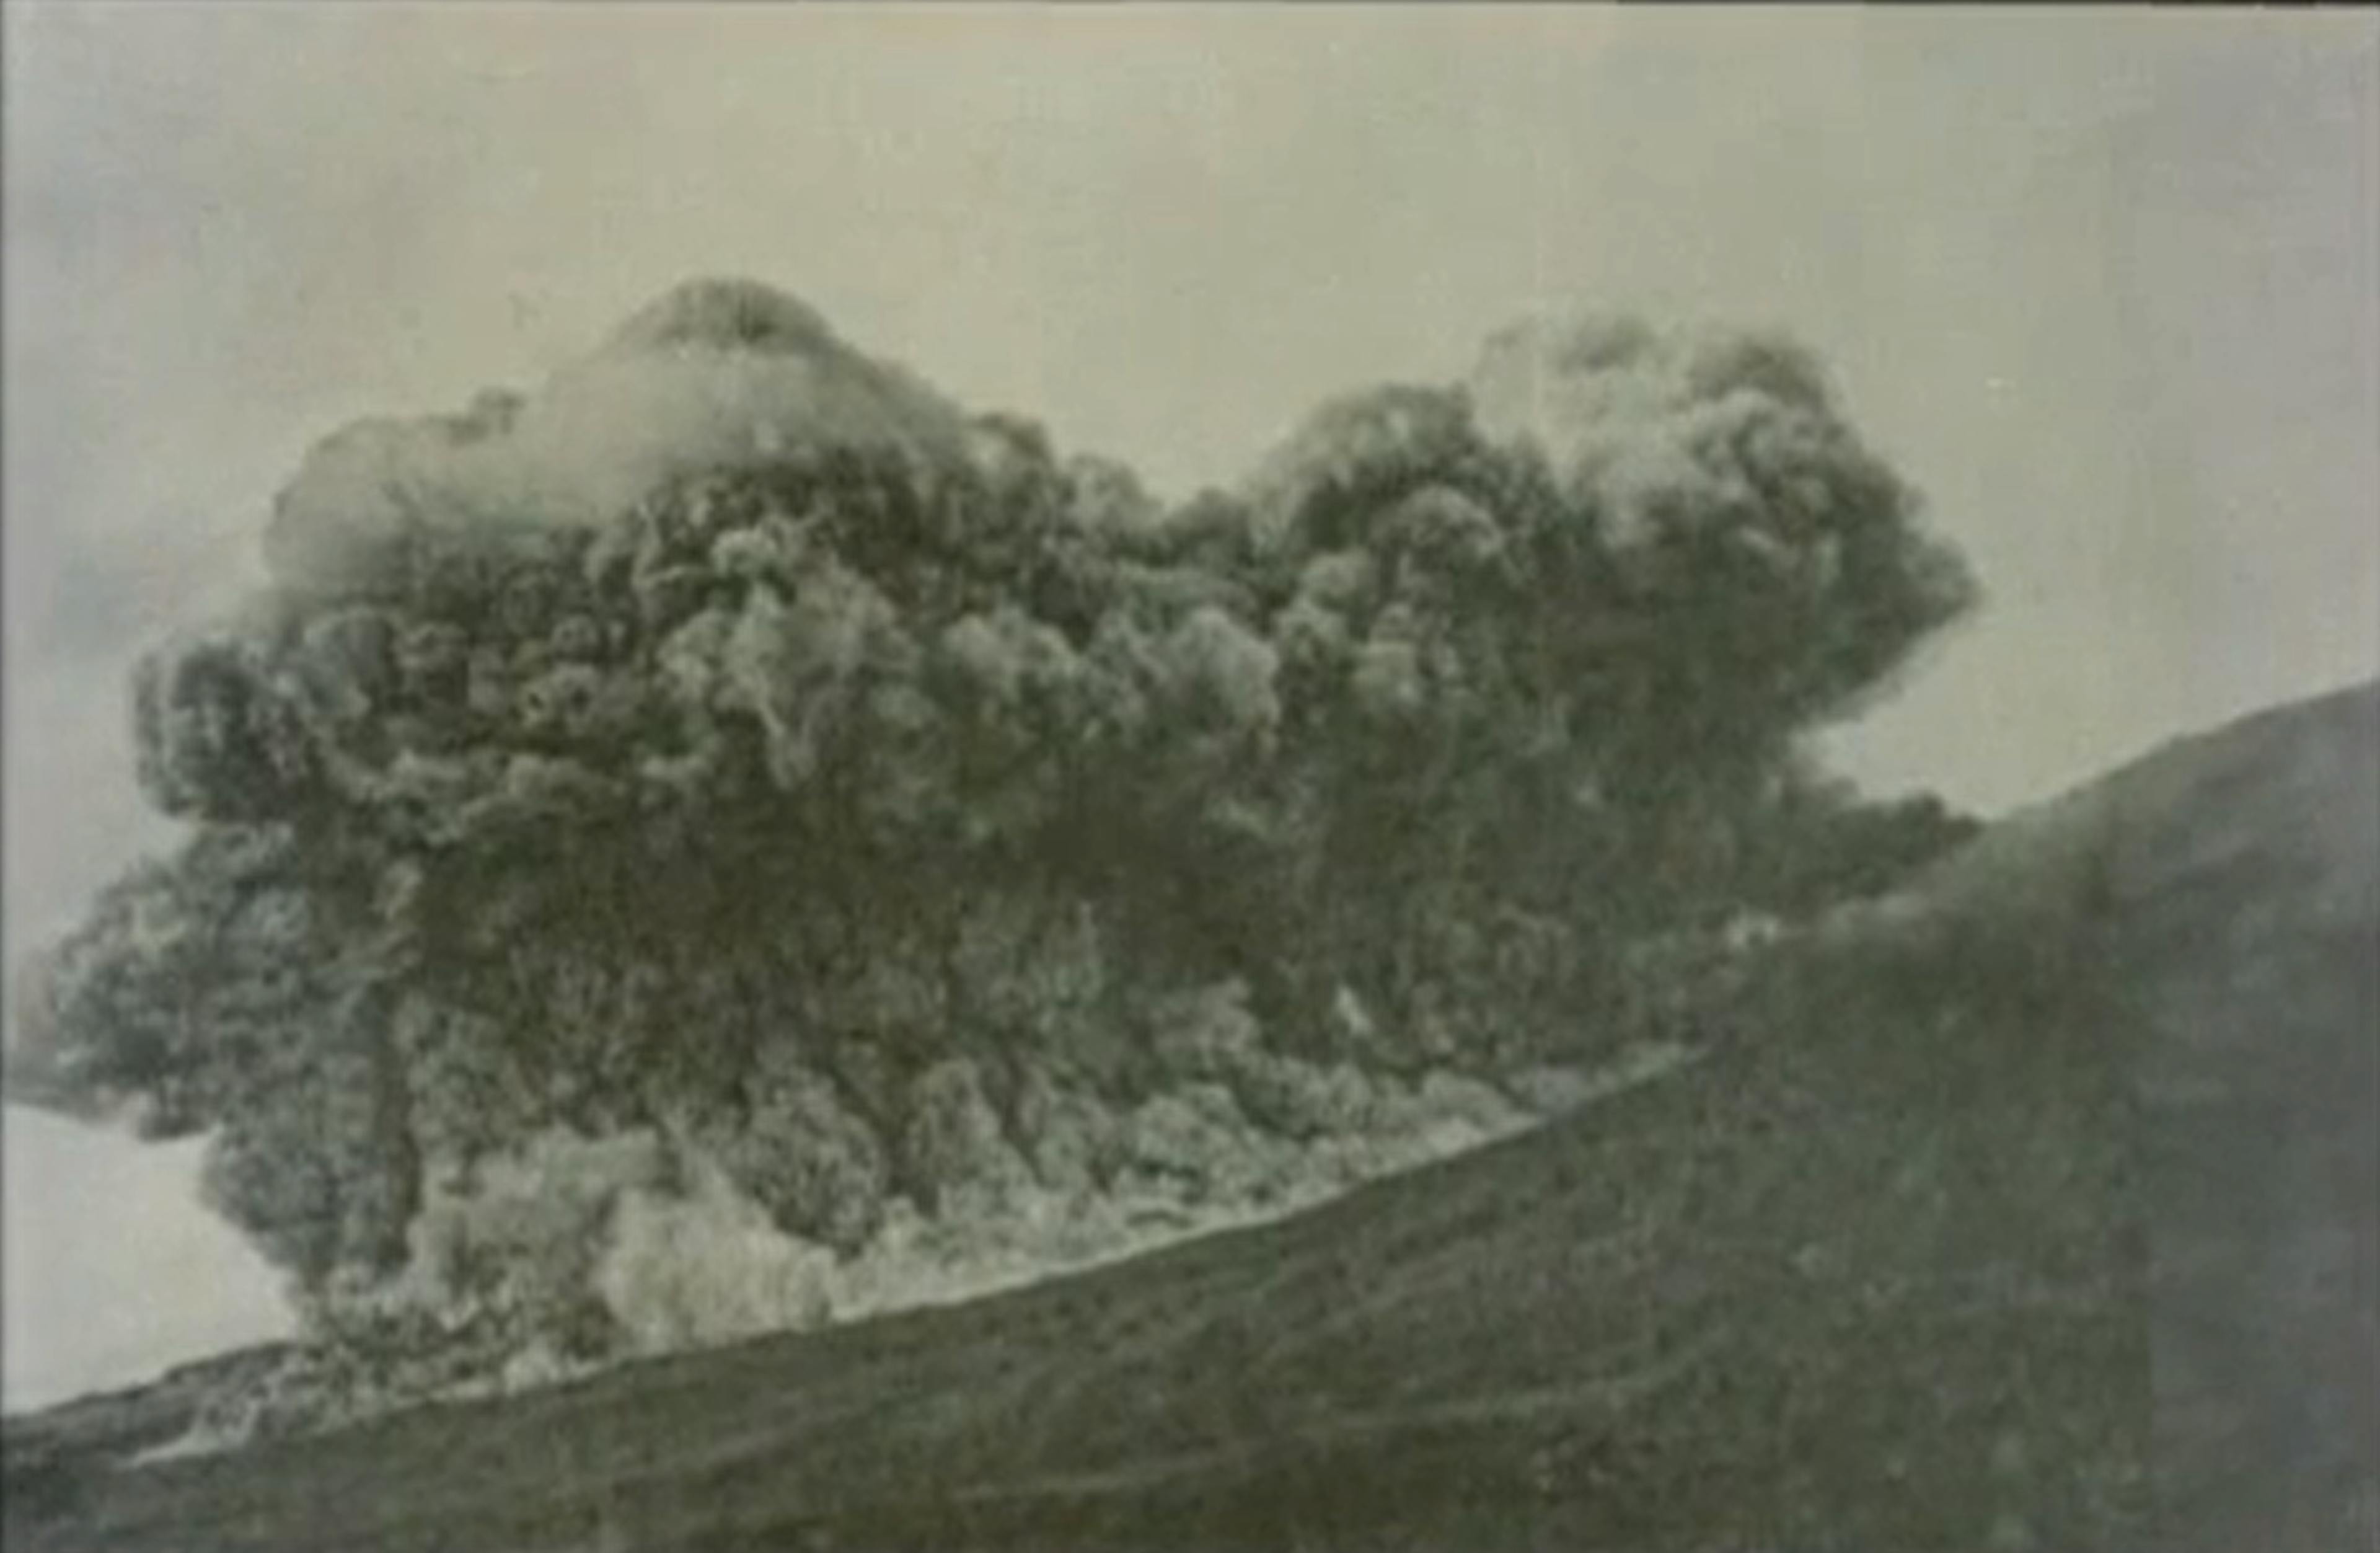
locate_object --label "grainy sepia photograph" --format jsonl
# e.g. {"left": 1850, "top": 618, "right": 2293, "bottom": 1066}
{"left": 2, "top": 7, "right": 2374, "bottom": 1551}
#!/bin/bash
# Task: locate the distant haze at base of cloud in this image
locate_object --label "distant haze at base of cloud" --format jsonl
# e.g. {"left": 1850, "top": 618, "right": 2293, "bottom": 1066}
{"left": 2, "top": 1105, "right": 293, "bottom": 1414}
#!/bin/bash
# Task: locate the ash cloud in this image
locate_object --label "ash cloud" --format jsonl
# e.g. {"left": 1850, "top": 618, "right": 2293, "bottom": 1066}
{"left": 12, "top": 278, "right": 1980, "bottom": 1441}
{"left": 262, "top": 278, "right": 975, "bottom": 598}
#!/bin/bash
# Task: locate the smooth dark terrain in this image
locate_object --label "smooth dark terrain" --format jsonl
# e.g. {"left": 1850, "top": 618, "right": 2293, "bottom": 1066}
{"left": 8, "top": 682, "right": 2373, "bottom": 1552}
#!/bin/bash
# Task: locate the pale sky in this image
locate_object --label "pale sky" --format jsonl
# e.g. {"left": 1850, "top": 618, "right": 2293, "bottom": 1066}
{"left": 4, "top": 5, "right": 2376, "bottom": 1406}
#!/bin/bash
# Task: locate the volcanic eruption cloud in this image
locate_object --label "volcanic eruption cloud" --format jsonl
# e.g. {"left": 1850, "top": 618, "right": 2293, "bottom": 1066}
{"left": 11, "top": 278, "right": 1978, "bottom": 1434}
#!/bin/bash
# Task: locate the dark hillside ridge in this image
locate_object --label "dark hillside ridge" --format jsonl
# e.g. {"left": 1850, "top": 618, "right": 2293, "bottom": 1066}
{"left": 1911, "top": 676, "right": 2379, "bottom": 1548}
{"left": 2109, "top": 683, "right": 2377, "bottom": 1552}
{"left": 2, "top": 1348, "right": 293, "bottom": 1515}
{"left": 5, "top": 978, "right": 2146, "bottom": 1552}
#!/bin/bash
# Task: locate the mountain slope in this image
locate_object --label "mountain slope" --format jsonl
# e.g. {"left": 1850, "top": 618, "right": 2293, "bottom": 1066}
{"left": 9, "top": 978, "right": 2143, "bottom": 1553}
{"left": 1853, "top": 676, "right": 2378, "bottom": 1549}
{"left": 11, "top": 681, "right": 2373, "bottom": 1552}
{"left": 2108, "top": 684, "right": 2378, "bottom": 1551}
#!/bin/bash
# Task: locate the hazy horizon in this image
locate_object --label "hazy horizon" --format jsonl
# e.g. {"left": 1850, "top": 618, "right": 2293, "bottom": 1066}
{"left": 5, "top": 5, "right": 2376, "bottom": 1410}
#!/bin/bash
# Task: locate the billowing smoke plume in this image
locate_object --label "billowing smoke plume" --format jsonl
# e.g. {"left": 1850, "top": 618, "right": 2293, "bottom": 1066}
{"left": 262, "top": 280, "right": 973, "bottom": 596}
{"left": 10, "top": 280, "right": 1977, "bottom": 1438}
